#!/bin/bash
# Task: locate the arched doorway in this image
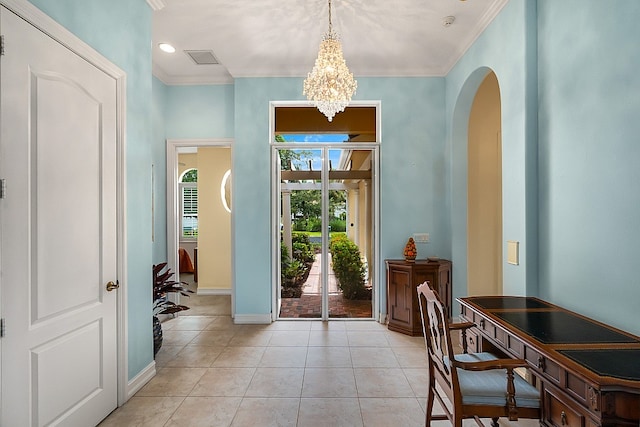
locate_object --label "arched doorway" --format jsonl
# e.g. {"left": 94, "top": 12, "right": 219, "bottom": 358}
{"left": 467, "top": 71, "right": 503, "bottom": 295}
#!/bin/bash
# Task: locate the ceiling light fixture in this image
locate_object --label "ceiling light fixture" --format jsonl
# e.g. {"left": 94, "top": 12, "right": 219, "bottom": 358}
{"left": 158, "top": 43, "right": 176, "bottom": 53}
{"left": 303, "top": 0, "right": 357, "bottom": 122}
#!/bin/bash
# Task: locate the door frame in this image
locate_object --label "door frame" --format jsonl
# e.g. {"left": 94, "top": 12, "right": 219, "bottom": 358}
{"left": 166, "top": 138, "right": 235, "bottom": 316}
{"left": 0, "top": 0, "right": 128, "bottom": 406}
{"left": 269, "top": 100, "right": 381, "bottom": 321}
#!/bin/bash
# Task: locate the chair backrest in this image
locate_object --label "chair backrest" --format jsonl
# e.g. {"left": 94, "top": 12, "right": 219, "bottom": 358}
{"left": 417, "top": 281, "right": 459, "bottom": 400}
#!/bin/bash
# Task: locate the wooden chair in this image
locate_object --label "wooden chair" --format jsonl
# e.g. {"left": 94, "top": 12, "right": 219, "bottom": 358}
{"left": 416, "top": 282, "right": 540, "bottom": 426}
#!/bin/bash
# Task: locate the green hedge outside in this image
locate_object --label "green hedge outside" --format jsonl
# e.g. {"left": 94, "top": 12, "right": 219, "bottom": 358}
{"left": 329, "top": 234, "right": 368, "bottom": 300}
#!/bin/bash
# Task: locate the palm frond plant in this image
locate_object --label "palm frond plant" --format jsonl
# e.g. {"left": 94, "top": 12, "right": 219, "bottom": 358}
{"left": 152, "top": 262, "right": 193, "bottom": 356}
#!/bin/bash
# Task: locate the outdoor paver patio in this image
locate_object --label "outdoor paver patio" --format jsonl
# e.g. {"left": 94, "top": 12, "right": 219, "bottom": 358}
{"left": 280, "top": 295, "right": 372, "bottom": 318}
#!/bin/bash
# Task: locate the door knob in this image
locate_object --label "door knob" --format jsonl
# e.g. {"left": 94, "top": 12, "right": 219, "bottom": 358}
{"left": 106, "top": 281, "right": 119, "bottom": 291}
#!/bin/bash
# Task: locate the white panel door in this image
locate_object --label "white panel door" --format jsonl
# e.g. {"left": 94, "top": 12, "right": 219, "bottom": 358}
{"left": 0, "top": 7, "right": 118, "bottom": 426}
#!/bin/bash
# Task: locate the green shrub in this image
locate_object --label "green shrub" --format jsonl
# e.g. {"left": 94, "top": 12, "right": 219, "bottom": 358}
{"left": 306, "top": 217, "right": 322, "bottom": 232}
{"left": 282, "top": 259, "right": 306, "bottom": 295}
{"left": 329, "top": 233, "right": 349, "bottom": 247}
{"left": 281, "top": 241, "right": 291, "bottom": 270}
{"left": 293, "top": 242, "right": 315, "bottom": 264}
{"left": 329, "top": 235, "right": 368, "bottom": 300}
{"left": 331, "top": 232, "right": 347, "bottom": 241}
{"left": 281, "top": 232, "right": 316, "bottom": 297}
{"left": 329, "top": 218, "right": 346, "bottom": 232}
{"left": 284, "top": 259, "right": 306, "bottom": 280}
{"left": 292, "top": 232, "right": 311, "bottom": 245}
{"left": 292, "top": 233, "right": 315, "bottom": 258}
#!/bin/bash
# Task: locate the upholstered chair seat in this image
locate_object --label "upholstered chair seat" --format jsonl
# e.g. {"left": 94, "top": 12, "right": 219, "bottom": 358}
{"left": 442, "top": 352, "right": 540, "bottom": 408}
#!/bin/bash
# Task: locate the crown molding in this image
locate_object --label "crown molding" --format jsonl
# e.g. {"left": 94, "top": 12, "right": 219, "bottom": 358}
{"left": 152, "top": 63, "right": 234, "bottom": 85}
{"left": 444, "top": 0, "right": 509, "bottom": 74}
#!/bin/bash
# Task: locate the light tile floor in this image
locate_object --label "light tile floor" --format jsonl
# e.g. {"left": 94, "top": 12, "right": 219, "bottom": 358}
{"left": 99, "top": 296, "right": 540, "bottom": 427}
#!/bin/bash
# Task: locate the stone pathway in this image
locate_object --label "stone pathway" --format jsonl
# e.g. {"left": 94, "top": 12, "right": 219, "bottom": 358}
{"left": 300, "top": 253, "right": 340, "bottom": 295}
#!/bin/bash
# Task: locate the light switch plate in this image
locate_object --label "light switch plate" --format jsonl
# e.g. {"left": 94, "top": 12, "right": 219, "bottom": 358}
{"left": 507, "top": 240, "right": 519, "bottom": 265}
{"left": 413, "top": 233, "right": 429, "bottom": 243}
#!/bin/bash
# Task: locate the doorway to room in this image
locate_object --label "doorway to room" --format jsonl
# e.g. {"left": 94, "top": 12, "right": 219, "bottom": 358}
{"left": 167, "top": 139, "right": 234, "bottom": 316}
{"left": 271, "top": 104, "right": 380, "bottom": 321}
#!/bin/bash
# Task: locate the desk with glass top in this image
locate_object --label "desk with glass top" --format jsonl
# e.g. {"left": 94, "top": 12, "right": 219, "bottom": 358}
{"left": 458, "top": 296, "right": 640, "bottom": 427}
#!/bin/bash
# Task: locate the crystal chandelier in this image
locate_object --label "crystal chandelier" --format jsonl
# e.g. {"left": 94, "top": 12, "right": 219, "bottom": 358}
{"left": 303, "top": 0, "right": 357, "bottom": 122}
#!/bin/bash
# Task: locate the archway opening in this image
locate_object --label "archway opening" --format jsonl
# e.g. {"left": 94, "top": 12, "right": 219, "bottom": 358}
{"left": 467, "top": 71, "right": 503, "bottom": 296}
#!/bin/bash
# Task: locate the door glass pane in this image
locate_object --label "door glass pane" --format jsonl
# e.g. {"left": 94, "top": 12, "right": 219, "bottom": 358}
{"left": 328, "top": 148, "right": 373, "bottom": 319}
{"left": 278, "top": 147, "right": 322, "bottom": 318}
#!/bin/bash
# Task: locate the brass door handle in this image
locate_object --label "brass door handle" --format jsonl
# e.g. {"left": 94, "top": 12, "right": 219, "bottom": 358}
{"left": 106, "top": 281, "right": 119, "bottom": 292}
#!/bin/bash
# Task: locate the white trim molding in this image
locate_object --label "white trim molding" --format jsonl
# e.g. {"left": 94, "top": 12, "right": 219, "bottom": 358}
{"left": 234, "top": 314, "right": 273, "bottom": 324}
{"left": 153, "top": 63, "right": 234, "bottom": 86}
{"left": 166, "top": 138, "right": 235, "bottom": 317}
{"left": 125, "top": 362, "right": 156, "bottom": 400}
{"left": 268, "top": 101, "right": 382, "bottom": 323}
{"left": 197, "top": 288, "right": 232, "bottom": 296}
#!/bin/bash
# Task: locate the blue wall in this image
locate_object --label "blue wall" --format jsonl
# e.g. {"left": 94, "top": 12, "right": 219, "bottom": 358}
{"left": 165, "top": 84, "right": 235, "bottom": 139}
{"left": 27, "top": 0, "right": 155, "bottom": 379}
{"left": 536, "top": 0, "right": 640, "bottom": 333}
{"left": 152, "top": 77, "right": 168, "bottom": 264}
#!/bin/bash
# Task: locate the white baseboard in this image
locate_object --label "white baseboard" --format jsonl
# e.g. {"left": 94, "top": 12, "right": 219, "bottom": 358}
{"left": 196, "top": 288, "right": 231, "bottom": 295}
{"left": 125, "top": 361, "right": 156, "bottom": 401}
{"left": 234, "top": 313, "right": 272, "bottom": 324}
{"left": 379, "top": 312, "right": 388, "bottom": 325}
{"left": 197, "top": 288, "right": 232, "bottom": 296}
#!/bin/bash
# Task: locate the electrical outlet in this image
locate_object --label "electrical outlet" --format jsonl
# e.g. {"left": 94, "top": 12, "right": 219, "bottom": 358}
{"left": 413, "top": 233, "right": 429, "bottom": 243}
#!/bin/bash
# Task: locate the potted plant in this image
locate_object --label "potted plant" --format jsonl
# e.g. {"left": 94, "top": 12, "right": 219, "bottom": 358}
{"left": 153, "top": 262, "right": 193, "bottom": 356}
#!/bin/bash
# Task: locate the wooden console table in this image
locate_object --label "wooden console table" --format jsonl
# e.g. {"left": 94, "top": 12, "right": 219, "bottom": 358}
{"left": 458, "top": 296, "right": 640, "bottom": 427}
{"left": 386, "top": 259, "right": 451, "bottom": 336}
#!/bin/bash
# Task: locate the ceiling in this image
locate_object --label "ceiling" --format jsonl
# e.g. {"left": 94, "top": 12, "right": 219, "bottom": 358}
{"left": 150, "top": 0, "right": 508, "bottom": 85}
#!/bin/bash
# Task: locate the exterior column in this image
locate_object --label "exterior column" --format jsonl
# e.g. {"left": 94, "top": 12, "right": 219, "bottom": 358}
{"left": 353, "top": 189, "right": 360, "bottom": 246}
{"left": 282, "top": 189, "right": 293, "bottom": 258}
{"left": 362, "top": 181, "right": 370, "bottom": 283}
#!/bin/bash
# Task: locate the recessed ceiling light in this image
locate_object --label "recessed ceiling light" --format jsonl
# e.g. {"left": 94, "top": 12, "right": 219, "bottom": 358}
{"left": 158, "top": 43, "right": 176, "bottom": 53}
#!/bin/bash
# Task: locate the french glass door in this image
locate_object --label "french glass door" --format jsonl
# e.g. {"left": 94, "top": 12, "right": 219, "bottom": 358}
{"left": 274, "top": 143, "right": 376, "bottom": 320}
